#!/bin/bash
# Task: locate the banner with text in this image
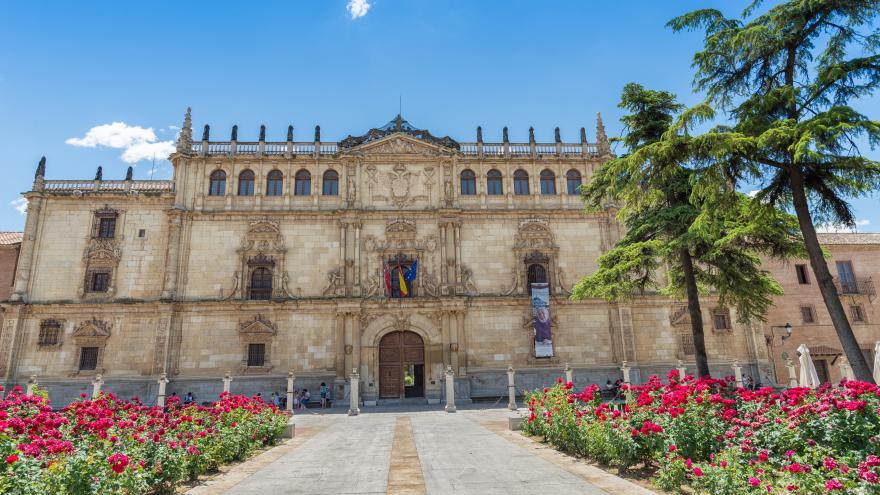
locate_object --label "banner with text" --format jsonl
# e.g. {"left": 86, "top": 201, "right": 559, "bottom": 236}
{"left": 531, "top": 283, "right": 553, "bottom": 358}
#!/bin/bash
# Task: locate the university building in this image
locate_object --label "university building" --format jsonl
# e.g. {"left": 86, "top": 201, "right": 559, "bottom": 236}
{"left": 1, "top": 110, "right": 782, "bottom": 405}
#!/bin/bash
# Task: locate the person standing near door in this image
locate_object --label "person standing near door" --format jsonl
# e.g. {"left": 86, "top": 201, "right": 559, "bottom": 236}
{"left": 320, "top": 382, "right": 328, "bottom": 408}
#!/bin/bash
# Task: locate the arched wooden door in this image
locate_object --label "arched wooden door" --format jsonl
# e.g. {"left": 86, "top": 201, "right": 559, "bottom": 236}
{"left": 379, "top": 331, "right": 425, "bottom": 399}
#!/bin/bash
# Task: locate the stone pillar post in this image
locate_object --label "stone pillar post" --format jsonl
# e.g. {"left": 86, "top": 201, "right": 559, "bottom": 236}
{"left": 839, "top": 358, "right": 855, "bottom": 382}
{"left": 620, "top": 361, "right": 631, "bottom": 385}
{"left": 157, "top": 373, "right": 168, "bottom": 408}
{"left": 287, "top": 371, "right": 295, "bottom": 413}
{"left": 92, "top": 373, "right": 104, "bottom": 399}
{"left": 785, "top": 359, "right": 798, "bottom": 388}
{"left": 222, "top": 371, "right": 232, "bottom": 394}
{"left": 161, "top": 214, "right": 183, "bottom": 299}
{"left": 564, "top": 363, "right": 573, "bottom": 385}
{"left": 26, "top": 375, "right": 38, "bottom": 395}
{"left": 444, "top": 366, "right": 456, "bottom": 413}
{"left": 732, "top": 360, "right": 743, "bottom": 388}
{"left": 507, "top": 366, "right": 517, "bottom": 411}
{"left": 348, "top": 369, "right": 360, "bottom": 416}
{"left": 11, "top": 194, "right": 43, "bottom": 301}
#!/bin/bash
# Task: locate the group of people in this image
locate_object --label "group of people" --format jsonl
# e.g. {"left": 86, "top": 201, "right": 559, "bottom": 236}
{"left": 265, "top": 382, "right": 331, "bottom": 410}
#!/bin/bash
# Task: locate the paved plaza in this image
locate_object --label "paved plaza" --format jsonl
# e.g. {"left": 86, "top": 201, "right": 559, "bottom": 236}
{"left": 187, "top": 406, "right": 656, "bottom": 495}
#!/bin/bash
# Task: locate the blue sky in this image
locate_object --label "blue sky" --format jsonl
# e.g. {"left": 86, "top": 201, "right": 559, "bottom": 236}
{"left": 1, "top": 1, "right": 877, "bottom": 232}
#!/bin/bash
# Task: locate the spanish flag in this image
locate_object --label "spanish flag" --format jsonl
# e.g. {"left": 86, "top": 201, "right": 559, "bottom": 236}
{"left": 397, "top": 261, "right": 408, "bottom": 297}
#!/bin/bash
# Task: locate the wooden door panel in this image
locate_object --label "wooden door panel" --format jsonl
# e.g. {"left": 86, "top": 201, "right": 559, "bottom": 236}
{"left": 403, "top": 347, "right": 424, "bottom": 363}
{"left": 380, "top": 365, "right": 401, "bottom": 398}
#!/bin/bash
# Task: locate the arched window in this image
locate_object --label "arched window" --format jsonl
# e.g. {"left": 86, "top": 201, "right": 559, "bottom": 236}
{"left": 514, "top": 170, "right": 530, "bottom": 195}
{"left": 294, "top": 170, "right": 311, "bottom": 196}
{"left": 323, "top": 170, "right": 339, "bottom": 195}
{"left": 487, "top": 169, "right": 503, "bottom": 195}
{"left": 266, "top": 170, "right": 283, "bottom": 196}
{"left": 540, "top": 169, "right": 556, "bottom": 195}
{"left": 209, "top": 170, "right": 226, "bottom": 196}
{"left": 238, "top": 170, "right": 255, "bottom": 196}
{"left": 566, "top": 169, "right": 582, "bottom": 195}
{"left": 527, "top": 263, "right": 548, "bottom": 295}
{"left": 249, "top": 267, "right": 272, "bottom": 300}
{"left": 460, "top": 169, "right": 476, "bottom": 195}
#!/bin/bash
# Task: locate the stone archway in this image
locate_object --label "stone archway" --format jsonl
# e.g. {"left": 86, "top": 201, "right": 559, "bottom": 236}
{"left": 378, "top": 331, "right": 424, "bottom": 399}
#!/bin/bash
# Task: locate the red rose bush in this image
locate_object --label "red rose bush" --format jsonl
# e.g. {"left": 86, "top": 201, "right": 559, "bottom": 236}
{"left": 0, "top": 388, "right": 287, "bottom": 494}
{"left": 523, "top": 373, "right": 880, "bottom": 494}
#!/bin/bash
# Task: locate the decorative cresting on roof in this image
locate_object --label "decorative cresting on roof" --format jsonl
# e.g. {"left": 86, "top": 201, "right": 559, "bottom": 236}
{"left": 238, "top": 314, "right": 277, "bottom": 336}
{"left": 338, "top": 114, "right": 460, "bottom": 150}
{"left": 176, "top": 107, "right": 193, "bottom": 155}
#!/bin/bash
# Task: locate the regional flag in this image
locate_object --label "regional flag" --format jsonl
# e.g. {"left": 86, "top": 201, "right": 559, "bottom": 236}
{"left": 382, "top": 262, "right": 392, "bottom": 296}
{"left": 397, "top": 261, "right": 408, "bottom": 296}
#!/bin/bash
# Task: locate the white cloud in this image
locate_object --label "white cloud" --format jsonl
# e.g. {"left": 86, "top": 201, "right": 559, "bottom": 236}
{"left": 10, "top": 197, "right": 28, "bottom": 216}
{"left": 816, "top": 219, "right": 870, "bottom": 233}
{"left": 747, "top": 190, "right": 760, "bottom": 198}
{"left": 66, "top": 122, "right": 175, "bottom": 163}
{"left": 347, "top": 0, "right": 371, "bottom": 18}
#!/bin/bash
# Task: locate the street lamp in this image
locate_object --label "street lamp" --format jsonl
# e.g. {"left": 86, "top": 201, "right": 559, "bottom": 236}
{"left": 765, "top": 323, "right": 793, "bottom": 386}
{"left": 771, "top": 322, "right": 793, "bottom": 342}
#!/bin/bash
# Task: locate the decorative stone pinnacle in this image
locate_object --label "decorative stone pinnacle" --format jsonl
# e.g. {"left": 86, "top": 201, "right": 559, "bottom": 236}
{"left": 231, "top": 125, "right": 238, "bottom": 141}
{"left": 596, "top": 112, "right": 609, "bottom": 153}
{"left": 202, "top": 124, "right": 210, "bottom": 141}
{"left": 176, "top": 107, "right": 193, "bottom": 154}
{"left": 502, "top": 126, "right": 509, "bottom": 143}
{"left": 287, "top": 125, "right": 294, "bottom": 142}
{"left": 528, "top": 126, "right": 535, "bottom": 144}
{"left": 95, "top": 166, "right": 103, "bottom": 181}
{"left": 35, "top": 156, "right": 46, "bottom": 179}
{"left": 314, "top": 125, "right": 321, "bottom": 142}
{"left": 259, "top": 125, "right": 266, "bottom": 142}
{"left": 125, "top": 166, "right": 133, "bottom": 181}
{"left": 555, "top": 127, "right": 561, "bottom": 143}
{"left": 476, "top": 126, "right": 483, "bottom": 143}
{"left": 395, "top": 114, "right": 403, "bottom": 131}
{"left": 580, "top": 127, "right": 587, "bottom": 144}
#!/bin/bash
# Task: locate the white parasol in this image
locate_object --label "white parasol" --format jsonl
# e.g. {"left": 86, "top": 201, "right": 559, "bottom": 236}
{"left": 873, "top": 342, "right": 880, "bottom": 384}
{"left": 797, "top": 344, "right": 821, "bottom": 388}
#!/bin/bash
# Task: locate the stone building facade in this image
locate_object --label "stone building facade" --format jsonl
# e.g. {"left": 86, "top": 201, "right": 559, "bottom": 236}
{"left": 0, "top": 233, "right": 22, "bottom": 345}
{"left": 0, "top": 111, "right": 771, "bottom": 406}
{"left": 762, "top": 233, "right": 879, "bottom": 385}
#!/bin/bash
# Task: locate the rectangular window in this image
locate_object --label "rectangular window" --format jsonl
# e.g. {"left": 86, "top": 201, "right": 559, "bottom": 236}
{"left": 814, "top": 358, "right": 830, "bottom": 384}
{"left": 851, "top": 305, "right": 866, "bottom": 322}
{"left": 680, "top": 334, "right": 695, "bottom": 356}
{"left": 96, "top": 217, "right": 116, "bottom": 238}
{"left": 795, "top": 264, "right": 809, "bottom": 284}
{"left": 79, "top": 347, "right": 99, "bottom": 371}
{"left": 38, "top": 321, "right": 61, "bottom": 346}
{"left": 88, "top": 271, "right": 111, "bottom": 293}
{"left": 801, "top": 305, "right": 816, "bottom": 324}
{"left": 138, "top": 229, "right": 146, "bottom": 238}
{"left": 247, "top": 343, "right": 266, "bottom": 367}
{"left": 713, "top": 309, "right": 731, "bottom": 330}
{"left": 836, "top": 260, "right": 856, "bottom": 293}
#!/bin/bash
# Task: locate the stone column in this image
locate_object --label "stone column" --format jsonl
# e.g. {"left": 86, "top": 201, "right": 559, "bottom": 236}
{"left": 732, "top": 360, "right": 743, "bottom": 388}
{"left": 11, "top": 194, "right": 43, "bottom": 301}
{"left": 450, "top": 312, "right": 460, "bottom": 375}
{"left": 222, "top": 371, "right": 232, "bottom": 394}
{"left": 92, "top": 373, "right": 104, "bottom": 399}
{"left": 26, "top": 375, "right": 38, "bottom": 395}
{"left": 348, "top": 369, "right": 360, "bottom": 416}
{"left": 785, "top": 359, "right": 798, "bottom": 388}
{"left": 677, "top": 360, "right": 687, "bottom": 379}
{"left": 335, "top": 314, "right": 346, "bottom": 379}
{"left": 564, "top": 363, "right": 573, "bottom": 385}
{"left": 352, "top": 314, "right": 361, "bottom": 373}
{"left": 454, "top": 222, "right": 463, "bottom": 284}
{"left": 507, "top": 366, "right": 517, "bottom": 411}
{"left": 621, "top": 361, "right": 631, "bottom": 385}
{"left": 444, "top": 366, "right": 456, "bottom": 413}
{"left": 455, "top": 311, "right": 467, "bottom": 372}
{"left": 287, "top": 371, "right": 295, "bottom": 412}
{"left": 157, "top": 373, "right": 168, "bottom": 408}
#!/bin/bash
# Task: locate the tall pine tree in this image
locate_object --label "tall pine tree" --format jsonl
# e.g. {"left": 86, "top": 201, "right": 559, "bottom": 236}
{"left": 670, "top": 1, "right": 880, "bottom": 381}
{"left": 572, "top": 83, "right": 804, "bottom": 378}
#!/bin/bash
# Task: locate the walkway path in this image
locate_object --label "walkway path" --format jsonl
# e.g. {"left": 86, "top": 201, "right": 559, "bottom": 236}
{"left": 188, "top": 406, "right": 657, "bottom": 495}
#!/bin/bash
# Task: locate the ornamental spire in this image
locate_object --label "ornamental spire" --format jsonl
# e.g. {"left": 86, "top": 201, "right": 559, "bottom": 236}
{"left": 314, "top": 125, "right": 321, "bottom": 142}
{"left": 580, "top": 127, "right": 587, "bottom": 144}
{"left": 202, "top": 124, "right": 210, "bottom": 141}
{"left": 95, "top": 166, "right": 103, "bottom": 181}
{"left": 476, "top": 126, "right": 483, "bottom": 143}
{"left": 125, "top": 166, "right": 133, "bottom": 180}
{"left": 596, "top": 112, "right": 610, "bottom": 154}
{"left": 34, "top": 156, "right": 46, "bottom": 179}
{"left": 231, "top": 125, "right": 238, "bottom": 141}
{"left": 502, "top": 126, "right": 509, "bottom": 144}
{"left": 554, "top": 127, "right": 561, "bottom": 143}
{"left": 287, "top": 125, "right": 294, "bottom": 142}
{"left": 176, "top": 107, "right": 193, "bottom": 154}
{"left": 259, "top": 125, "right": 266, "bottom": 142}
{"left": 528, "top": 126, "right": 535, "bottom": 144}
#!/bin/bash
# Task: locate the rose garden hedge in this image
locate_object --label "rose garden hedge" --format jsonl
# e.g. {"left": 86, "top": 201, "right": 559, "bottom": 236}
{"left": 0, "top": 388, "right": 287, "bottom": 494}
{"left": 523, "top": 373, "right": 880, "bottom": 494}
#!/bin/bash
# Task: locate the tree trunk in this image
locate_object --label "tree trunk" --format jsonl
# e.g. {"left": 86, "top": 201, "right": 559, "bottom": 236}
{"left": 789, "top": 167, "right": 874, "bottom": 383}
{"left": 680, "top": 249, "right": 711, "bottom": 377}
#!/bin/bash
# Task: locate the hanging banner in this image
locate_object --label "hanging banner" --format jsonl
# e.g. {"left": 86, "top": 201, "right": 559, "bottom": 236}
{"left": 531, "top": 283, "right": 553, "bottom": 358}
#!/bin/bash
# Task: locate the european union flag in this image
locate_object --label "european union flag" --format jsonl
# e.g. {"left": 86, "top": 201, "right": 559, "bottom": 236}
{"left": 404, "top": 260, "right": 418, "bottom": 282}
